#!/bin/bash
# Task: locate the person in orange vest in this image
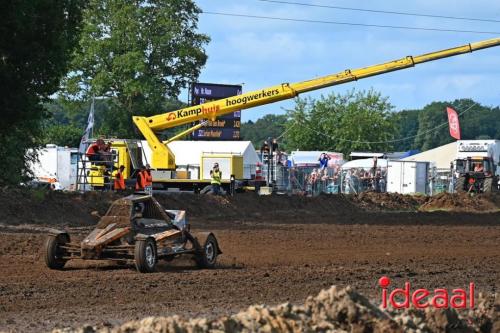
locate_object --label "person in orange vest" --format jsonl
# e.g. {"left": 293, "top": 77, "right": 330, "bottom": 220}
{"left": 114, "top": 165, "right": 126, "bottom": 191}
{"left": 86, "top": 139, "right": 104, "bottom": 162}
{"left": 135, "top": 165, "right": 146, "bottom": 191}
{"left": 143, "top": 164, "right": 153, "bottom": 188}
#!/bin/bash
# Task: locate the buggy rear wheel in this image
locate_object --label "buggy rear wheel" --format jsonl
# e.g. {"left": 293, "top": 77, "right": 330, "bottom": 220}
{"left": 134, "top": 238, "right": 157, "bottom": 273}
{"left": 195, "top": 234, "right": 219, "bottom": 269}
{"left": 45, "top": 234, "right": 69, "bottom": 270}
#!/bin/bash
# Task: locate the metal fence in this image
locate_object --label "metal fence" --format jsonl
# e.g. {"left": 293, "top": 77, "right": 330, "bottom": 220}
{"left": 430, "top": 168, "right": 454, "bottom": 195}
{"left": 267, "top": 165, "right": 455, "bottom": 197}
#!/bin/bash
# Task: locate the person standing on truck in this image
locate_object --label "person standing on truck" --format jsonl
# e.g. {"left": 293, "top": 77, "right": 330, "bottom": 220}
{"left": 143, "top": 164, "right": 153, "bottom": 193}
{"left": 210, "top": 163, "right": 222, "bottom": 195}
{"left": 318, "top": 153, "right": 330, "bottom": 170}
{"left": 271, "top": 138, "right": 279, "bottom": 152}
{"left": 260, "top": 140, "right": 270, "bottom": 164}
{"left": 114, "top": 165, "right": 126, "bottom": 191}
{"left": 135, "top": 165, "right": 146, "bottom": 191}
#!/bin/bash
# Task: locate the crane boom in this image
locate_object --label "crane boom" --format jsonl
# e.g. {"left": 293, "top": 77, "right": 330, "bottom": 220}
{"left": 133, "top": 38, "right": 500, "bottom": 170}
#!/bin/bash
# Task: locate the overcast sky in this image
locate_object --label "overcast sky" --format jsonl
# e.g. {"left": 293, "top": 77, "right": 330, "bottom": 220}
{"left": 189, "top": 0, "right": 500, "bottom": 121}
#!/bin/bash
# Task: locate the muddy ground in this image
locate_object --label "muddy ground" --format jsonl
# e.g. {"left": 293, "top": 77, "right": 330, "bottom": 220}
{"left": 0, "top": 190, "right": 499, "bottom": 332}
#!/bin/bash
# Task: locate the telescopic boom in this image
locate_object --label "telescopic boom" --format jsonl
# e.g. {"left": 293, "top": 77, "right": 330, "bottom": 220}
{"left": 133, "top": 38, "right": 500, "bottom": 170}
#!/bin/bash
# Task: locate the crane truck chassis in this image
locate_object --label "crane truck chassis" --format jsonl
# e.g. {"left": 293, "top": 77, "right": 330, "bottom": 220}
{"left": 83, "top": 38, "right": 500, "bottom": 192}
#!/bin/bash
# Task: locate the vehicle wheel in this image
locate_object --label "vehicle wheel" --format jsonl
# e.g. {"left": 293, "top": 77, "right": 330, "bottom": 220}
{"left": 45, "top": 234, "right": 69, "bottom": 270}
{"left": 483, "top": 178, "right": 493, "bottom": 193}
{"left": 195, "top": 234, "right": 219, "bottom": 269}
{"left": 134, "top": 238, "right": 157, "bottom": 273}
{"left": 454, "top": 177, "right": 465, "bottom": 193}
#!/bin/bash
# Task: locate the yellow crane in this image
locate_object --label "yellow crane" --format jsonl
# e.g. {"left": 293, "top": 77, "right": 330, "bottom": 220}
{"left": 81, "top": 38, "right": 500, "bottom": 191}
{"left": 133, "top": 37, "right": 500, "bottom": 171}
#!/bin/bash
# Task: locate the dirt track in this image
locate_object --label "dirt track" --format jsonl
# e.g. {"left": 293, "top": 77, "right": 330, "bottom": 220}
{"left": 0, "top": 211, "right": 499, "bottom": 332}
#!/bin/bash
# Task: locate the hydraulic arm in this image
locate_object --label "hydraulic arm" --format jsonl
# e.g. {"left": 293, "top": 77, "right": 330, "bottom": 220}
{"left": 133, "top": 38, "right": 500, "bottom": 170}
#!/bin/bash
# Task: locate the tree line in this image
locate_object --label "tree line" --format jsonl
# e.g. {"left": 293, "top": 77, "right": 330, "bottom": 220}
{"left": 241, "top": 91, "right": 500, "bottom": 156}
{"left": 1, "top": 0, "right": 208, "bottom": 185}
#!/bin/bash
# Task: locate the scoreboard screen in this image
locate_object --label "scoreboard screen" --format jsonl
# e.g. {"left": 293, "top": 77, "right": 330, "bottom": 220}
{"left": 191, "top": 83, "right": 242, "bottom": 140}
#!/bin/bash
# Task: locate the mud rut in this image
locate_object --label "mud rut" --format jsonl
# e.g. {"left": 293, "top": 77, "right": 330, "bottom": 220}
{"left": 1, "top": 213, "right": 499, "bottom": 332}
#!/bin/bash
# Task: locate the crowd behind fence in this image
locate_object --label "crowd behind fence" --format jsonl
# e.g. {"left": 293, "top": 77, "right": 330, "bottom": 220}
{"left": 264, "top": 164, "right": 455, "bottom": 196}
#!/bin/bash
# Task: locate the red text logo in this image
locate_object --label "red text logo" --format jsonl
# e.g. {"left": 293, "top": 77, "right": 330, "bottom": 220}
{"left": 379, "top": 276, "right": 474, "bottom": 309}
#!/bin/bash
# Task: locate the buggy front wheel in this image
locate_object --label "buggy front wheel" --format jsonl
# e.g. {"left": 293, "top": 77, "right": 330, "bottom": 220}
{"left": 134, "top": 238, "right": 157, "bottom": 273}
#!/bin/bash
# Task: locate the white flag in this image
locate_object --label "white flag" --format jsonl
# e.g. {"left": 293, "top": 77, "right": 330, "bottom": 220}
{"left": 78, "top": 98, "right": 95, "bottom": 154}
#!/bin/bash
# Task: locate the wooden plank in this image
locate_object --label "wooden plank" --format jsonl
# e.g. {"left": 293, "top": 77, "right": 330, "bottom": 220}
{"left": 154, "top": 229, "right": 182, "bottom": 242}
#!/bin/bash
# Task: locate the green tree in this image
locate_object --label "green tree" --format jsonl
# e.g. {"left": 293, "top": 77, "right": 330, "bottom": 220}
{"left": 413, "top": 99, "right": 500, "bottom": 151}
{"left": 390, "top": 109, "right": 420, "bottom": 151}
{"left": 0, "top": 0, "right": 84, "bottom": 185}
{"left": 63, "top": 0, "right": 209, "bottom": 138}
{"left": 241, "top": 114, "right": 288, "bottom": 149}
{"left": 43, "top": 125, "right": 83, "bottom": 148}
{"left": 285, "top": 90, "right": 395, "bottom": 156}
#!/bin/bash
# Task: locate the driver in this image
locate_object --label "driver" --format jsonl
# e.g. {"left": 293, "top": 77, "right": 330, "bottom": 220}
{"left": 132, "top": 202, "right": 145, "bottom": 220}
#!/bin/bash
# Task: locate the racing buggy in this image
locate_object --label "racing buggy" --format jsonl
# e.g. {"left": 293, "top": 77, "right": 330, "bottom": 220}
{"left": 44, "top": 194, "right": 222, "bottom": 273}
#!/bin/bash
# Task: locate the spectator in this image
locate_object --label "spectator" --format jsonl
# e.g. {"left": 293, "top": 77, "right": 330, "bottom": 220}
{"left": 379, "top": 168, "right": 387, "bottom": 192}
{"left": 114, "top": 165, "right": 126, "bottom": 191}
{"left": 210, "top": 162, "right": 222, "bottom": 195}
{"left": 135, "top": 165, "right": 146, "bottom": 191}
{"left": 86, "top": 138, "right": 105, "bottom": 162}
{"left": 363, "top": 170, "right": 371, "bottom": 191}
{"left": 371, "top": 156, "right": 378, "bottom": 177}
{"left": 260, "top": 140, "right": 270, "bottom": 154}
{"left": 260, "top": 140, "right": 270, "bottom": 164}
{"left": 344, "top": 169, "right": 352, "bottom": 194}
{"left": 318, "top": 153, "right": 330, "bottom": 170}
{"left": 309, "top": 168, "right": 319, "bottom": 195}
{"left": 271, "top": 138, "right": 279, "bottom": 153}
{"left": 374, "top": 169, "right": 381, "bottom": 192}
{"left": 321, "top": 168, "right": 329, "bottom": 182}
{"left": 101, "top": 141, "right": 114, "bottom": 169}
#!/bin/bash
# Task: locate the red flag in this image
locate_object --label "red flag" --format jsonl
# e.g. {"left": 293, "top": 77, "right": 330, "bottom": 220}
{"left": 446, "top": 107, "right": 461, "bottom": 140}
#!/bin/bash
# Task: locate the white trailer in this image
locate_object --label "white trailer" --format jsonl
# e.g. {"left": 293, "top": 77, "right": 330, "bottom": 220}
{"left": 30, "top": 144, "right": 79, "bottom": 190}
{"left": 387, "top": 160, "right": 429, "bottom": 195}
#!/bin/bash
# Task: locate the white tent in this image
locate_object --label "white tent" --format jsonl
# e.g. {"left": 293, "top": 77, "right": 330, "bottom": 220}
{"left": 401, "top": 142, "right": 457, "bottom": 169}
{"left": 290, "top": 151, "right": 344, "bottom": 167}
{"left": 141, "top": 140, "right": 259, "bottom": 179}
{"left": 341, "top": 158, "right": 388, "bottom": 170}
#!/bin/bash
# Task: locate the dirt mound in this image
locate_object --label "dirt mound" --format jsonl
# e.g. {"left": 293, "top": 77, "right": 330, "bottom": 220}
{"left": 0, "top": 187, "right": 119, "bottom": 226}
{"left": 154, "top": 192, "right": 358, "bottom": 220}
{"left": 1, "top": 187, "right": 499, "bottom": 228}
{"left": 420, "top": 192, "right": 500, "bottom": 213}
{"left": 53, "top": 286, "right": 499, "bottom": 333}
{"left": 349, "top": 192, "right": 428, "bottom": 211}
